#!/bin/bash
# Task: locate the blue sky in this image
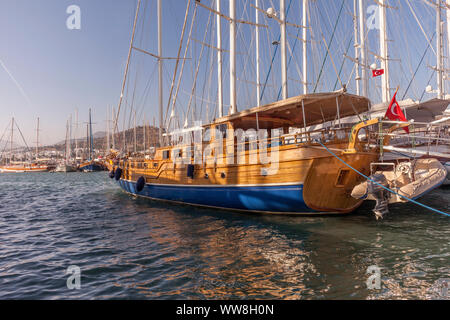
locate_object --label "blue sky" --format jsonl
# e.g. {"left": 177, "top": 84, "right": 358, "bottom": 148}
{"left": 0, "top": 0, "right": 443, "bottom": 145}
{"left": 0, "top": 0, "right": 142, "bottom": 145}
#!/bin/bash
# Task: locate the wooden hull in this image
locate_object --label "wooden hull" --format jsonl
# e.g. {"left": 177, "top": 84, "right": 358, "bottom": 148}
{"left": 0, "top": 166, "right": 49, "bottom": 173}
{"left": 116, "top": 144, "right": 378, "bottom": 214}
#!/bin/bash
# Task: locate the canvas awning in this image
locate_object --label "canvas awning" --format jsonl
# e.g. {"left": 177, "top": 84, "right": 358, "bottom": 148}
{"left": 213, "top": 91, "right": 370, "bottom": 129}
{"left": 404, "top": 98, "right": 450, "bottom": 122}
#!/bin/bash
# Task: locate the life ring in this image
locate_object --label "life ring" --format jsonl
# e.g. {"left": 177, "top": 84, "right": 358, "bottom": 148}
{"left": 114, "top": 168, "right": 123, "bottom": 181}
{"left": 109, "top": 168, "right": 115, "bottom": 179}
{"left": 136, "top": 176, "right": 145, "bottom": 192}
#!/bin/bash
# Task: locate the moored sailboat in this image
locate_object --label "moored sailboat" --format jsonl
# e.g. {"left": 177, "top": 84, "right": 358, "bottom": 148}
{"left": 79, "top": 109, "right": 104, "bottom": 172}
{"left": 109, "top": 0, "right": 445, "bottom": 216}
{"left": 0, "top": 118, "right": 51, "bottom": 173}
{"left": 55, "top": 118, "right": 77, "bottom": 172}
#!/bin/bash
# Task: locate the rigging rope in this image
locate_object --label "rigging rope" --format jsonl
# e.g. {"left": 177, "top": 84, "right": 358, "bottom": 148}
{"left": 402, "top": 32, "right": 436, "bottom": 100}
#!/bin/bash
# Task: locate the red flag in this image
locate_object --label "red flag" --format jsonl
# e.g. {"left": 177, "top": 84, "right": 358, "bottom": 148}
{"left": 384, "top": 89, "right": 409, "bottom": 134}
{"left": 372, "top": 69, "right": 384, "bottom": 77}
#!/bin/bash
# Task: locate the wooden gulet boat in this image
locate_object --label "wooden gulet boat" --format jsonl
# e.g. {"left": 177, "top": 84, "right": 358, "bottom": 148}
{"left": 112, "top": 92, "right": 388, "bottom": 215}
{"left": 108, "top": 0, "right": 398, "bottom": 215}
{"left": 0, "top": 117, "right": 50, "bottom": 173}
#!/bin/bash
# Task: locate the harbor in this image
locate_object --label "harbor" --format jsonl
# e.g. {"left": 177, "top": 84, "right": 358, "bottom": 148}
{"left": 0, "top": 172, "right": 448, "bottom": 299}
{"left": 0, "top": 0, "right": 449, "bottom": 302}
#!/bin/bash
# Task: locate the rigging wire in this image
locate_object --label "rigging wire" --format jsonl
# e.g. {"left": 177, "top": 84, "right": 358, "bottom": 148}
{"left": 259, "top": 0, "right": 294, "bottom": 102}
{"left": 313, "top": 0, "right": 345, "bottom": 93}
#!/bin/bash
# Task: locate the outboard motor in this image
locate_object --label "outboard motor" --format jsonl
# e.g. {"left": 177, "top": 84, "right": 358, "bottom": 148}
{"left": 351, "top": 173, "right": 391, "bottom": 220}
{"left": 367, "top": 173, "right": 390, "bottom": 220}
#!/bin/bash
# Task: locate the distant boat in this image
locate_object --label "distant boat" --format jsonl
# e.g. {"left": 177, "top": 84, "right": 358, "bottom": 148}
{"left": 54, "top": 163, "right": 77, "bottom": 173}
{"left": 79, "top": 109, "right": 104, "bottom": 172}
{"left": 0, "top": 163, "right": 49, "bottom": 173}
{"left": 0, "top": 117, "right": 50, "bottom": 173}
{"left": 55, "top": 118, "right": 77, "bottom": 172}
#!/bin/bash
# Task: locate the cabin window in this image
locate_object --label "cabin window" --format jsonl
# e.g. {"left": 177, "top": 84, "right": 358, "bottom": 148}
{"left": 173, "top": 149, "right": 182, "bottom": 158}
{"left": 335, "top": 169, "right": 350, "bottom": 187}
{"left": 162, "top": 150, "right": 170, "bottom": 160}
{"left": 203, "top": 128, "right": 211, "bottom": 142}
{"left": 153, "top": 162, "right": 158, "bottom": 168}
{"left": 216, "top": 124, "right": 228, "bottom": 140}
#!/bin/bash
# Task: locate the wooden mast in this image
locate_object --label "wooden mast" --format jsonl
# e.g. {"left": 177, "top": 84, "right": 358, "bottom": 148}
{"left": 280, "top": 0, "right": 287, "bottom": 100}
{"left": 229, "top": 0, "right": 237, "bottom": 114}
{"left": 158, "top": 0, "right": 163, "bottom": 145}
{"left": 10, "top": 117, "right": 14, "bottom": 166}
{"left": 217, "top": 0, "right": 224, "bottom": 116}
{"left": 35, "top": 117, "right": 40, "bottom": 161}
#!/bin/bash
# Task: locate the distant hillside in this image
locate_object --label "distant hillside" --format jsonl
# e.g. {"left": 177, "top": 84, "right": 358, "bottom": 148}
{"left": 55, "top": 131, "right": 107, "bottom": 146}
{"left": 0, "top": 139, "right": 23, "bottom": 150}
{"left": 47, "top": 125, "right": 160, "bottom": 152}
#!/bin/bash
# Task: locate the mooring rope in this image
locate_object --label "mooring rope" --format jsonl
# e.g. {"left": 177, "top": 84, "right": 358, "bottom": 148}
{"left": 315, "top": 140, "right": 450, "bottom": 217}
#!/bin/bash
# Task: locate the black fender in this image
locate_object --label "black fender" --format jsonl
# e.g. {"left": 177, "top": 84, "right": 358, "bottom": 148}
{"left": 136, "top": 176, "right": 145, "bottom": 192}
{"left": 114, "top": 168, "right": 123, "bottom": 181}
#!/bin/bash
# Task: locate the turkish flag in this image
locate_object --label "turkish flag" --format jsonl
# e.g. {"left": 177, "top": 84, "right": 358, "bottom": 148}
{"left": 384, "top": 90, "right": 409, "bottom": 133}
{"left": 372, "top": 69, "right": 384, "bottom": 77}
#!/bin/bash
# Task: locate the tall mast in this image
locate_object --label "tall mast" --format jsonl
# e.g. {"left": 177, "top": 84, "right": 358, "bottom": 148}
{"left": 10, "top": 117, "right": 14, "bottom": 166}
{"left": 123, "top": 122, "right": 126, "bottom": 151}
{"left": 158, "top": 0, "right": 163, "bottom": 145}
{"left": 447, "top": 0, "right": 450, "bottom": 98}
{"left": 143, "top": 115, "right": 146, "bottom": 153}
{"left": 114, "top": 0, "right": 141, "bottom": 144}
{"left": 353, "top": 0, "right": 360, "bottom": 95}
{"left": 379, "top": 0, "right": 390, "bottom": 103}
{"left": 134, "top": 109, "right": 137, "bottom": 153}
{"left": 75, "top": 108, "right": 78, "bottom": 160}
{"left": 36, "top": 117, "right": 40, "bottom": 161}
{"left": 86, "top": 123, "right": 89, "bottom": 161}
{"left": 112, "top": 106, "right": 116, "bottom": 150}
{"left": 106, "top": 106, "right": 110, "bottom": 151}
{"left": 217, "top": 0, "right": 224, "bottom": 116}
{"left": 229, "top": 0, "right": 237, "bottom": 114}
{"left": 358, "top": 0, "right": 368, "bottom": 98}
{"left": 65, "top": 120, "right": 69, "bottom": 163}
{"left": 436, "top": 2, "right": 444, "bottom": 99}
{"left": 89, "top": 108, "right": 93, "bottom": 160}
{"left": 255, "top": 0, "right": 261, "bottom": 106}
{"left": 302, "top": 0, "right": 308, "bottom": 94}
{"left": 69, "top": 114, "right": 72, "bottom": 160}
{"left": 280, "top": 0, "right": 288, "bottom": 100}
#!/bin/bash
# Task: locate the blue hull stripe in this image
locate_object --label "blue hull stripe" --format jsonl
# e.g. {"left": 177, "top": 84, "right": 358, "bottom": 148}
{"left": 118, "top": 180, "right": 316, "bottom": 213}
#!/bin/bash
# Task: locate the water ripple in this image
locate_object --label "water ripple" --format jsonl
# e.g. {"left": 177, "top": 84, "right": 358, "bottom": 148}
{"left": 0, "top": 172, "right": 448, "bottom": 299}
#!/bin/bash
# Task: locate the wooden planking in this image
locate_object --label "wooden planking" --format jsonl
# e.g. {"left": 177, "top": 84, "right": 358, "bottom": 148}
{"left": 302, "top": 153, "right": 377, "bottom": 212}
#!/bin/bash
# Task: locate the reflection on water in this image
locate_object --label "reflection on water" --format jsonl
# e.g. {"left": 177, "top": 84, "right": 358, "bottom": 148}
{"left": 0, "top": 173, "right": 448, "bottom": 299}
